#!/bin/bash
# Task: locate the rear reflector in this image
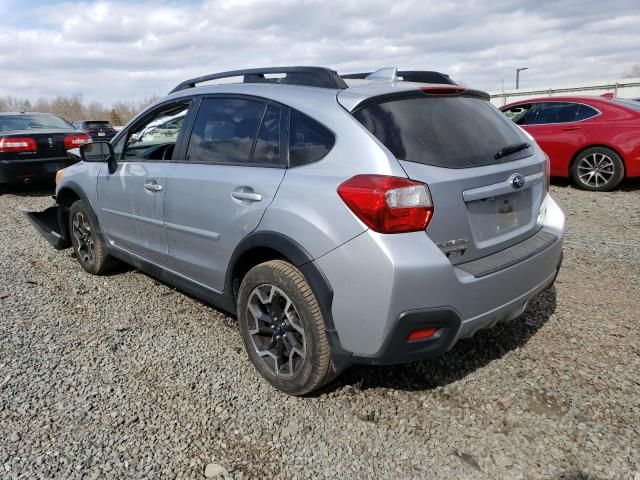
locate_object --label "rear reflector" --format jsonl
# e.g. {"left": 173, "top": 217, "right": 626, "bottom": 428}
{"left": 407, "top": 327, "right": 438, "bottom": 342}
{"left": 64, "top": 134, "right": 92, "bottom": 150}
{"left": 0, "top": 137, "right": 37, "bottom": 153}
{"left": 337, "top": 175, "right": 433, "bottom": 233}
{"left": 420, "top": 86, "right": 466, "bottom": 95}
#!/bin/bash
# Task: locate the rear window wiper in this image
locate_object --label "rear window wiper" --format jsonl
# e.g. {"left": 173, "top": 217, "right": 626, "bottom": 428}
{"left": 494, "top": 142, "right": 530, "bottom": 160}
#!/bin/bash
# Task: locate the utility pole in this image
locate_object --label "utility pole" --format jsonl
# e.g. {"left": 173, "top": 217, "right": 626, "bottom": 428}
{"left": 516, "top": 67, "right": 528, "bottom": 89}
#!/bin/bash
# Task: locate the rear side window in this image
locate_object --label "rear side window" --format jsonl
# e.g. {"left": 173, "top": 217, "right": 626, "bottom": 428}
{"left": 187, "top": 98, "right": 265, "bottom": 164}
{"left": 289, "top": 110, "right": 335, "bottom": 167}
{"left": 575, "top": 104, "right": 599, "bottom": 121}
{"left": 354, "top": 96, "right": 530, "bottom": 168}
{"left": 85, "top": 121, "right": 112, "bottom": 129}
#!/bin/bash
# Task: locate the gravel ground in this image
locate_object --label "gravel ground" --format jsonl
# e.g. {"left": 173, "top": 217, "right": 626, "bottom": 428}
{"left": 1, "top": 180, "right": 639, "bottom": 479}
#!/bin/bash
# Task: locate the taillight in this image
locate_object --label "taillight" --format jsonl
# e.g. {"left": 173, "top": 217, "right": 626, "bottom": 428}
{"left": 543, "top": 153, "right": 550, "bottom": 192}
{"left": 337, "top": 175, "right": 433, "bottom": 233}
{"left": 0, "top": 137, "right": 37, "bottom": 153}
{"left": 421, "top": 86, "right": 466, "bottom": 95}
{"left": 64, "top": 134, "right": 92, "bottom": 150}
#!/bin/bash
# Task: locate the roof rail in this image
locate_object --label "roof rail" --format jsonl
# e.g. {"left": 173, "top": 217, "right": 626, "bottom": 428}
{"left": 341, "top": 70, "right": 457, "bottom": 85}
{"left": 169, "top": 66, "right": 348, "bottom": 93}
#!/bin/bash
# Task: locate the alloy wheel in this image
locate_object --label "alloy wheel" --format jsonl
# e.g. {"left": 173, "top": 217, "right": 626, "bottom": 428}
{"left": 577, "top": 152, "right": 616, "bottom": 189}
{"left": 72, "top": 212, "right": 94, "bottom": 265}
{"left": 246, "top": 284, "right": 306, "bottom": 377}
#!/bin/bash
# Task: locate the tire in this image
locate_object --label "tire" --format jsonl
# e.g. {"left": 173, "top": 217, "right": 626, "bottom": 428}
{"left": 68, "top": 200, "right": 117, "bottom": 275}
{"left": 237, "top": 260, "right": 336, "bottom": 395}
{"left": 571, "top": 147, "right": 625, "bottom": 191}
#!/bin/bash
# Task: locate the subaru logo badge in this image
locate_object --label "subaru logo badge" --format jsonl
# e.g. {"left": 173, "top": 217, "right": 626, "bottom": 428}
{"left": 510, "top": 173, "right": 526, "bottom": 189}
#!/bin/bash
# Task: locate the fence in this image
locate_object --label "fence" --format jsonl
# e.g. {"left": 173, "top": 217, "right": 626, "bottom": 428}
{"left": 488, "top": 78, "right": 640, "bottom": 107}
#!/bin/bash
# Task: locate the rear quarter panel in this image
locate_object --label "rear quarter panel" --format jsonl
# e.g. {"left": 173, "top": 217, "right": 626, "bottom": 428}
{"left": 258, "top": 107, "right": 407, "bottom": 259}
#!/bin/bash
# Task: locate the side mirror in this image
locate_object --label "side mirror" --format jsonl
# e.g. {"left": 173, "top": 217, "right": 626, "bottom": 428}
{"left": 80, "top": 141, "right": 117, "bottom": 174}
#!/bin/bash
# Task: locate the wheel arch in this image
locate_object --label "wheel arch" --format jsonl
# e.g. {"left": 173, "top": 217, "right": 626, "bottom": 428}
{"left": 569, "top": 144, "right": 626, "bottom": 177}
{"left": 56, "top": 182, "right": 104, "bottom": 240}
{"left": 226, "top": 231, "right": 352, "bottom": 371}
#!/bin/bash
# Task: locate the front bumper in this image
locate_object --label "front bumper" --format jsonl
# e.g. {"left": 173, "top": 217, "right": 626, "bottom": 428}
{"left": 0, "top": 157, "right": 76, "bottom": 184}
{"left": 22, "top": 204, "right": 70, "bottom": 250}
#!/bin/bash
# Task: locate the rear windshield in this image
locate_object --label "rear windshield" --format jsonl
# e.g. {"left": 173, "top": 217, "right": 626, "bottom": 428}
{"left": 0, "top": 114, "right": 73, "bottom": 132}
{"left": 353, "top": 96, "right": 532, "bottom": 168}
{"left": 85, "top": 121, "right": 112, "bottom": 129}
{"left": 613, "top": 99, "right": 640, "bottom": 112}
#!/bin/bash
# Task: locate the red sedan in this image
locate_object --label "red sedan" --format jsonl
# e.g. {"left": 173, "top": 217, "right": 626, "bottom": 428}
{"left": 501, "top": 96, "right": 640, "bottom": 191}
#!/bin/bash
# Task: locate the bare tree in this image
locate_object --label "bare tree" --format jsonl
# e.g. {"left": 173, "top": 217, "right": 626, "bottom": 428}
{"left": 0, "top": 93, "right": 158, "bottom": 125}
{"left": 623, "top": 64, "right": 640, "bottom": 78}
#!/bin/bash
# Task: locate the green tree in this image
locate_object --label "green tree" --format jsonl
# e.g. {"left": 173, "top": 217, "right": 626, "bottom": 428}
{"left": 110, "top": 109, "right": 123, "bottom": 126}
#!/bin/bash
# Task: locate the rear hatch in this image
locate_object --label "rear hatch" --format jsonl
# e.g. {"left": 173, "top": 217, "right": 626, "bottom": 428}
{"left": 84, "top": 121, "right": 116, "bottom": 138}
{"left": 348, "top": 90, "right": 547, "bottom": 264}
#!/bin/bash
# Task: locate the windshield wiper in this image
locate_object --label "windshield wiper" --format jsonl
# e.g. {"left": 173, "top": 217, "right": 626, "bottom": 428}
{"left": 494, "top": 142, "right": 530, "bottom": 160}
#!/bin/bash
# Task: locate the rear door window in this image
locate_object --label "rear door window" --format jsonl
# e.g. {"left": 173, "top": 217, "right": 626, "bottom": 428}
{"left": 289, "top": 110, "right": 335, "bottom": 167}
{"left": 354, "top": 96, "right": 531, "bottom": 168}
{"left": 187, "top": 98, "right": 265, "bottom": 164}
{"left": 529, "top": 102, "right": 582, "bottom": 124}
{"left": 252, "top": 104, "right": 282, "bottom": 165}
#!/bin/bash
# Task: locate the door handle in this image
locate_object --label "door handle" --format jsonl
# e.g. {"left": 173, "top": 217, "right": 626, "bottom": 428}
{"left": 562, "top": 126, "right": 581, "bottom": 131}
{"left": 232, "top": 190, "right": 262, "bottom": 202}
{"left": 144, "top": 181, "right": 163, "bottom": 192}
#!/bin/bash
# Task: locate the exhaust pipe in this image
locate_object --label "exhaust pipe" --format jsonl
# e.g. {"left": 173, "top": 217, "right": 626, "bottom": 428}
{"left": 23, "top": 178, "right": 32, "bottom": 185}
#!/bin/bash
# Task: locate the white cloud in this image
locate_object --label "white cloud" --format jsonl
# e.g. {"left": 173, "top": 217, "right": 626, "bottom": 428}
{"left": 2, "top": 0, "right": 639, "bottom": 104}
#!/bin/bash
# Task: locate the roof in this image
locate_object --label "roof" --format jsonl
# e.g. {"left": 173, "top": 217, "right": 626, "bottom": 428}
{"left": 501, "top": 95, "right": 619, "bottom": 107}
{"left": 0, "top": 111, "right": 59, "bottom": 116}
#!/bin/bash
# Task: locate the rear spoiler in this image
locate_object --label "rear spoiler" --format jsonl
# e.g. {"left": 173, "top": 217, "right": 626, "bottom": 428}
{"left": 342, "top": 68, "right": 457, "bottom": 85}
{"left": 346, "top": 87, "right": 491, "bottom": 112}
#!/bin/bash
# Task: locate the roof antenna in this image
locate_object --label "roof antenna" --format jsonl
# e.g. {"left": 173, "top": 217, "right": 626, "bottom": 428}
{"left": 365, "top": 67, "right": 399, "bottom": 81}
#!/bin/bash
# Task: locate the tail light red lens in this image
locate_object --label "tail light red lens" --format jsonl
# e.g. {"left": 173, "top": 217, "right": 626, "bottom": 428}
{"left": 420, "top": 86, "right": 466, "bottom": 95}
{"left": 407, "top": 327, "right": 438, "bottom": 342}
{"left": 64, "top": 134, "right": 92, "bottom": 150}
{"left": 0, "top": 137, "right": 37, "bottom": 153}
{"left": 337, "top": 175, "right": 433, "bottom": 233}
{"left": 543, "top": 153, "right": 550, "bottom": 192}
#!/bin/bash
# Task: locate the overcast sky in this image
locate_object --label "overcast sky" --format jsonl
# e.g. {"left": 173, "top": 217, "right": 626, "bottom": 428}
{"left": 1, "top": 0, "right": 639, "bottom": 104}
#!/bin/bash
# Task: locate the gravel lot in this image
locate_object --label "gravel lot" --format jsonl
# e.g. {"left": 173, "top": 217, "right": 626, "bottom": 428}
{"left": 1, "top": 181, "right": 639, "bottom": 479}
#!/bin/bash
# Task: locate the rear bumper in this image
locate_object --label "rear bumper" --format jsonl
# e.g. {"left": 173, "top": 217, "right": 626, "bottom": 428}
{"left": 315, "top": 195, "right": 565, "bottom": 361}
{"left": 0, "top": 157, "right": 76, "bottom": 184}
{"left": 353, "top": 252, "right": 562, "bottom": 365}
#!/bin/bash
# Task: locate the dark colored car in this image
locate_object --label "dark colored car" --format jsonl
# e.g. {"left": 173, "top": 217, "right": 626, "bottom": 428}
{"left": 501, "top": 96, "right": 640, "bottom": 191}
{"left": 72, "top": 120, "right": 117, "bottom": 141}
{"left": 0, "top": 112, "right": 91, "bottom": 188}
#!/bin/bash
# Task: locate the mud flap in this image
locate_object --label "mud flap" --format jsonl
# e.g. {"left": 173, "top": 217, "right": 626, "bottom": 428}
{"left": 22, "top": 205, "right": 71, "bottom": 250}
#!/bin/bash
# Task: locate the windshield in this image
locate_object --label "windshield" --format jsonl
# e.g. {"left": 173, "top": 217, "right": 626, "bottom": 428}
{"left": 0, "top": 114, "right": 74, "bottom": 132}
{"left": 354, "top": 96, "right": 532, "bottom": 168}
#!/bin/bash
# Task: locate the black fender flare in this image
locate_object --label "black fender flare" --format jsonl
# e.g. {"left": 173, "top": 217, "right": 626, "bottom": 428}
{"left": 226, "top": 231, "right": 352, "bottom": 371}
{"left": 56, "top": 181, "right": 105, "bottom": 242}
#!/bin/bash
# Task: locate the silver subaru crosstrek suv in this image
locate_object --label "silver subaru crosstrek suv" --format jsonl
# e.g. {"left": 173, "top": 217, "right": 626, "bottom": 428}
{"left": 25, "top": 67, "right": 565, "bottom": 395}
